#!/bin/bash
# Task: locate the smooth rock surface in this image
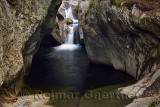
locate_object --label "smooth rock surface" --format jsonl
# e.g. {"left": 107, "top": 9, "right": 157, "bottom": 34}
{"left": 66, "top": 18, "right": 73, "bottom": 24}
{"left": 79, "top": 0, "right": 160, "bottom": 104}
{"left": 80, "top": 0, "right": 160, "bottom": 79}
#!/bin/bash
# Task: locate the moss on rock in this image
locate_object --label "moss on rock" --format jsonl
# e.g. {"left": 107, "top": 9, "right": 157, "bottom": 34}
{"left": 85, "top": 0, "right": 96, "bottom": 16}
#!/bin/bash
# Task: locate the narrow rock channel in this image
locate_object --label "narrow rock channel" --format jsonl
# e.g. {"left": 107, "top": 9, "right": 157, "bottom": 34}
{"left": 23, "top": 1, "right": 136, "bottom": 107}
{"left": 0, "top": 0, "right": 160, "bottom": 107}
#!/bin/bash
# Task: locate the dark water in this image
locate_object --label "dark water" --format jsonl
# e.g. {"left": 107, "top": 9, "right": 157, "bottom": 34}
{"left": 25, "top": 44, "right": 135, "bottom": 91}
{"left": 24, "top": 44, "right": 136, "bottom": 107}
{"left": 25, "top": 44, "right": 89, "bottom": 91}
{"left": 86, "top": 64, "right": 135, "bottom": 90}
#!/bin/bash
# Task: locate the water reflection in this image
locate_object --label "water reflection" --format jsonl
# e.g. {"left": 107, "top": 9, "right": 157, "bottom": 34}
{"left": 25, "top": 44, "right": 135, "bottom": 92}
{"left": 25, "top": 44, "right": 90, "bottom": 91}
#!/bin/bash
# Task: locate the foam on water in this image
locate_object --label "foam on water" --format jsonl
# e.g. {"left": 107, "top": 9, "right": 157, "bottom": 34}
{"left": 54, "top": 44, "right": 80, "bottom": 51}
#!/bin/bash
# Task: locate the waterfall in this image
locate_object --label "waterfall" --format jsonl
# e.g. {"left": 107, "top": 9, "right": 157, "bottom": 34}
{"left": 65, "top": 6, "right": 78, "bottom": 44}
{"left": 54, "top": 3, "right": 80, "bottom": 51}
{"left": 67, "top": 26, "right": 74, "bottom": 44}
{"left": 65, "top": 7, "right": 74, "bottom": 19}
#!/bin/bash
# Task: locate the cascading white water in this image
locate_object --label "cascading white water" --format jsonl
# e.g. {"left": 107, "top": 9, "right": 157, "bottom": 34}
{"left": 65, "top": 6, "right": 78, "bottom": 44}
{"left": 54, "top": 4, "right": 79, "bottom": 51}
{"left": 65, "top": 7, "right": 74, "bottom": 19}
{"left": 67, "top": 26, "right": 74, "bottom": 44}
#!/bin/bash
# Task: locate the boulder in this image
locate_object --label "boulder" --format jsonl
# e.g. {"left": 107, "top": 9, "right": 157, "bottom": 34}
{"left": 80, "top": 0, "right": 160, "bottom": 79}
{"left": 66, "top": 18, "right": 73, "bottom": 24}
{"left": 79, "top": 0, "right": 160, "bottom": 101}
{"left": 0, "top": 0, "right": 62, "bottom": 94}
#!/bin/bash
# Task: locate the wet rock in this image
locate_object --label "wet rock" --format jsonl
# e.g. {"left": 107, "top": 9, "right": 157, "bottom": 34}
{"left": 2, "top": 94, "right": 52, "bottom": 107}
{"left": 52, "top": 17, "right": 65, "bottom": 43}
{"left": 57, "top": 13, "right": 64, "bottom": 21}
{"left": 55, "top": 18, "right": 68, "bottom": 43}
{"left": 74, "top": 25, "right": 81, "bottom": 44}
{"left": 58, "top": 0, "right": 70, "bottom": 18}
{"left": 119, "top": 67, "right": 160, "bottom": 98}
{"left": 71, "top": 2, "right": 79, "bottom": 19}
{"left": 66, "top": 18, "right": 73, "bottom": 24}
{"left": 78, "top": 0, "right": 89, "bottom": 47}
{"left": 40, "top": 34, "right": 60, "bottom": 47}
{"left": 126, "top": 96, "right": 160, "bottom": 107}
{"left": 56, "top": 0, "right": 80, "bottom": 44}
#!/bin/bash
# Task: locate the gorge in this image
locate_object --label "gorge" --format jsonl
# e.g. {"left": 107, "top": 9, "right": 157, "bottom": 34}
{"left": 0, "top": 0, "right": 160, "bottom": 107}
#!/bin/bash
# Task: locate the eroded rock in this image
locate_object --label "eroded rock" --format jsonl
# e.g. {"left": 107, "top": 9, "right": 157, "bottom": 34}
{"left": 0, "top": 0, "right": 62, "bottom": 96}
{"left": 80, "top": 0, "right": 160, "bottom": 80}
{"left": 66, "top": 18, "right": 73, "bottom": 24}
{"left": 126, "top": 96, "right": 160, "bottom": 107}
{"left": 80, "top": 0, "right": 160, "bottom": 104}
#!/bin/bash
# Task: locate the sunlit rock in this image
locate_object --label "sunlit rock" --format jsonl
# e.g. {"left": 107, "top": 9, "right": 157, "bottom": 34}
{"left": 66, "top": 18, "right": 73, "bottom": 24}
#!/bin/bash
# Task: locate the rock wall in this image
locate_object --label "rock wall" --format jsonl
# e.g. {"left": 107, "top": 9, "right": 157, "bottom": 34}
{"left": 0, "top": 0, "right": 61, "bottom": 90}
{"left": 52, "top": 17, "right": 65, "bottom": 43}
{"left": 80, "top": 0, "right": 160, "bottom": 79}
{"left": 78, "top": 0, "right": 89, "bottom": 46}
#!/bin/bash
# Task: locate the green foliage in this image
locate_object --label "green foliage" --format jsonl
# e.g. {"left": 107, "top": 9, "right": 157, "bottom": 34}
{"left": 148, "top": 101, "right": 156, "bottom": 107}
{"left": 115, "top": 0, "right": 121, "bottom": 7}
{"left": 115, "top": 0, "right": 135, "bottom": 7}
{"left": 89, "top": 0, "right": 96, "bottom": 9}
{"left": 148, "top": 98, "right": 160, "bottom": 107}
{"left": 85, "top": 0, "right": 96, "bottom": 16}
{"left": 143, "top": 0, "right": 149, "bottom": 3}
{"left": 140, "top": 17, "right": 151, "bottom": 23}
